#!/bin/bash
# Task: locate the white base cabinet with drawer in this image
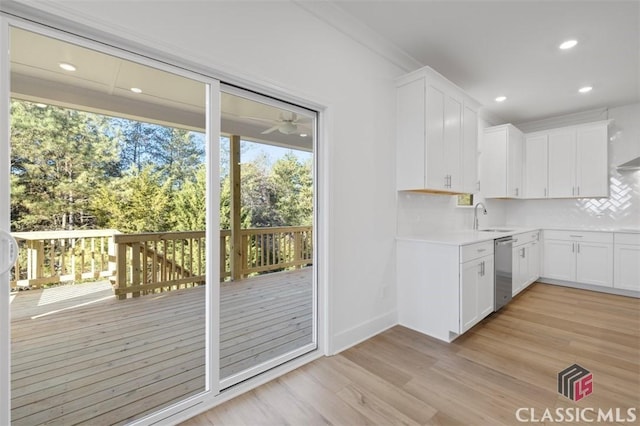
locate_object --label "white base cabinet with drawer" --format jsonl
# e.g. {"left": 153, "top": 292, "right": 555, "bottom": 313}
{"left": 614, "top": 233, "right": 640, "bottom": 292}
{"left": 512, "top": 231, "right": 540, "bottom": 296}
{"left": 542, "top": 230, "right": 613, "bottom": 288}
{"left": 397, "top": 239, "right": 494, "bottom": 342}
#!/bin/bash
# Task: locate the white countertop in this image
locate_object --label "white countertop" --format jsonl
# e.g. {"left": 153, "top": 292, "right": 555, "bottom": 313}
{"left": 542, "top": 226, "right": 640, "bottom": 234}
{"left": 397, "top": 227, "right": 539, "bottom": 246}
{"left": 397, "top": 226, "right": 640, "bottom": 246}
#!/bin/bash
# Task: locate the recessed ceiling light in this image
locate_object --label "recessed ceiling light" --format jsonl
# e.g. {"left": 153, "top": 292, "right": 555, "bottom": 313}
{"left": 578, "top": 86, "right": 593, "bottom": 93}
{"left": 559, "top": 40, "right": 578, "bottom": 50}
{"left": 58, "top": 62, "right": 76, "bottom": 72}
{"left": 495, "top": 96, "right": 507, "bottom": 102}
{"left": 130, "top": 87, "right": 143, "bottom": 94}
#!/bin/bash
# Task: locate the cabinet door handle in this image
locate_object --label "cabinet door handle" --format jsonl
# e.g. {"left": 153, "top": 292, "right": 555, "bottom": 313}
{"left": 544, "top": 188, "right": 547, "bottom": 197}
{"left": 572, "top": 242, "right": 575, "bottom": 253}
{"left": 577, "top": 186, "right": 580, "bottom": 196}
{"left": 520, "top": 248, "right": 526, "bottom": 258}
{"left": 577, "top": 243, "right": 580, "bottom": 254}
{"left": 515, "top": 187, "right": 519, "bottom": 197}
{"left": 477, "top": 181, "right": 481, "bottom": 191}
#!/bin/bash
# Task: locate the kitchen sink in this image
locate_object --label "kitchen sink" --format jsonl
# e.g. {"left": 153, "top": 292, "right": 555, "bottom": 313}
{"left": 479, "top": 228, "right": 514, "bottom": 232}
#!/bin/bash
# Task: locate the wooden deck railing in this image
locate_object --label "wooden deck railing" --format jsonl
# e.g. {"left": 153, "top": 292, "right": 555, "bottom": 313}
{"left": 10, "top": 229, "right": 119, "bottom": 289}
{"left": 240, "top": 226, "right": 313, "bottom": 275}
{"left": 113, "top": 231, "right": 206, "bottom": 299}
{"left": 10, "top": 226, "right": 312, "bottom": 298}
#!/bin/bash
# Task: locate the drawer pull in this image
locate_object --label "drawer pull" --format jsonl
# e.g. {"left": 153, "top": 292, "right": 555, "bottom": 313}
{"left": 569, "top": 235, "right": 584, "bottom": 238}
{"left": 477, "top": 248, "right": 487, "bottom": 252}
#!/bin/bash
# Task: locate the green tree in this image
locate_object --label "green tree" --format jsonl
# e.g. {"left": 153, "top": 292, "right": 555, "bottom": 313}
{"left": 240, "top": 155, "right": 283, "bottom": 228}
{"left": 10, "top": 100, "right": 119, "bottom": 231}
{"left": 173, "top": 165, "right": 206, "bottom": 231}
{"left": 149, "top": 127, "right": 204, "bottom": 190}
{"left": 271, "top": 153, "right": 313, "bottom": 226}
{"left": 92, "top": 166, "right": 173, "bottom": 233}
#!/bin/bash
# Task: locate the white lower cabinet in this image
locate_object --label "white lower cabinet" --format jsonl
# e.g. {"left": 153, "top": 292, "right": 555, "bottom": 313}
{"left": 460, "top": 253, "right": 494, "bottom": 333}
{"left": 614, "top": 233, "right": 640, "bottom": 292}
{"left": 542, "top": 230, "right": 613, "bottom": 287}
{"left": 397, "top": 239, "right": 494, "bottom": 342}
{"left": 512, "top": 231, "right": 540, "bottom": 296}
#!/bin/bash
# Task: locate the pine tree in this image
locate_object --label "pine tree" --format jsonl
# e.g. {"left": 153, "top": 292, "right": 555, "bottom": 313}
{"left": 173, "top": 165, "right": 206, "bottom": 231}
{"left": 10, "top": 100, "right": 119, "bottom": 231}
{"left": 271, "top": 152, "right": 313, "bottom": 226}
{"left": 91, "top": 166, "right": 173, "bottom": 233}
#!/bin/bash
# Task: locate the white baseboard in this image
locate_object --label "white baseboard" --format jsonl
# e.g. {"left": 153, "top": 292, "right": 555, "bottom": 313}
{"left": 329, "top": 310, "right": 398, "bottom": 355}
{"left": 538, "top": 278, "right": 640, "bottom": 298}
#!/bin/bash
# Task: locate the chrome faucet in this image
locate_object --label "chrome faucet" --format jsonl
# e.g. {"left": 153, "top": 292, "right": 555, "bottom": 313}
{"left": 473, "top": 202, "right": 488, "bottom": 230}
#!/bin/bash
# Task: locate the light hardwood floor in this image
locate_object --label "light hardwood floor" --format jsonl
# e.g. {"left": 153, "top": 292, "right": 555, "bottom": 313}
{"left": 183, "top": 283, "right": 640, "bottom": 426}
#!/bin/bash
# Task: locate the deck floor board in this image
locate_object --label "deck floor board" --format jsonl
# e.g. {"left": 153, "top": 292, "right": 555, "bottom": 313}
{"left": 10, "top": 267, "right": 313, "bottom": 425}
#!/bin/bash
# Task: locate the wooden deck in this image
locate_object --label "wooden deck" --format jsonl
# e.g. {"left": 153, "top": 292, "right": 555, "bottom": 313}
{"left": 10, "top": 267, "right": 313, "bottom": 426}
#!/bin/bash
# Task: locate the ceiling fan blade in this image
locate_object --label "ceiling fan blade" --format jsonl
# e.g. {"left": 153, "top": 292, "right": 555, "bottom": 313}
{"left": 244, "top": 115, "right": 279, "bottom": 124}
{"left": 261, "top": 124, "right": 281, "bottom": 134}
{"left": 279, "top": 122, "right": 298, "bottom": 135}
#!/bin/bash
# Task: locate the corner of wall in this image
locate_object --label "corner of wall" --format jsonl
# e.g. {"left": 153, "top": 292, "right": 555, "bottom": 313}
{"left": 328, "top": 310, "right": 397, "bottom": 355}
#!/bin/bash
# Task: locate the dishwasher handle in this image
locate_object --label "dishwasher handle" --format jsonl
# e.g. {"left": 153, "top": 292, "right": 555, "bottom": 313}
{"left": 495, "top": 238, "right": 514, "bottom": 246}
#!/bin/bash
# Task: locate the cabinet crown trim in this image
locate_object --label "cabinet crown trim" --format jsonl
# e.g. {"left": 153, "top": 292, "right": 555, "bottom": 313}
{"left": 523, "top": 119, "right": 613, "bottom": 137}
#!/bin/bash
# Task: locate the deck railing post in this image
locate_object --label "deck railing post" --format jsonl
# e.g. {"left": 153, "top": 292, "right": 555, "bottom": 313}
{"left": 115, "top": 238, "right": 127, "bottom": 300}
{"left": 294, "top": 230, "right": 302, "bottom": 269}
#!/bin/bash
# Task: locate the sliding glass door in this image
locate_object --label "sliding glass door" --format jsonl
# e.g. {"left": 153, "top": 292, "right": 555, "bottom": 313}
{"left": 0, "top": 15, "right": 318, "bottom": 425}
{"left": 1, "top": 22, "right": 220, "bottom": 424}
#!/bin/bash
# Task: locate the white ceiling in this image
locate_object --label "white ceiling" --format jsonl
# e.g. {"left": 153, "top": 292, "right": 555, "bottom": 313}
{"left": 10, "top": 28, "right": 314, "bottom": 151}
{"left": 330, "top": 0, "right": 640, "bottom": 124}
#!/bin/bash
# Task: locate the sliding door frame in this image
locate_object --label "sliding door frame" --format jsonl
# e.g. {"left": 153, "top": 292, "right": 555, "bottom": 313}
{"left": 0, "top": 16, "right": 12, "bottom": 426}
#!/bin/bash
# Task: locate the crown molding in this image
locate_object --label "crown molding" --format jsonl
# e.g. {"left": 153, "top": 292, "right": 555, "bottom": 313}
{"left": 293, "top": 0, "right": 423, "bottom": 73}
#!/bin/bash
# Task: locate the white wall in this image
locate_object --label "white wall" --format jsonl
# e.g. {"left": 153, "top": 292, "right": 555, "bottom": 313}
{"left": 11, "top": 0, "right": 405, "bottom": 354}
{"left": 505, "top": 103, "right": 640, "bottom": 229}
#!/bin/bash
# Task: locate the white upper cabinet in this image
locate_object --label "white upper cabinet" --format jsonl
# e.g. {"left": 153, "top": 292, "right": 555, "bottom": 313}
{"left": 524, "top": 134, "right": 549, "bottom": 198}
{"left": 533, "top": 121, "right": 610, "bottom": 199}
{"left": 548, "top": 130, "right": 576, "bottom": 198}
{"left": 480, "top": 124, "right": 524, "bottom": 198}
{"left": 396, "top": 67, "right": 480, "bottom": 194}
{"left": 576, "top": 123, "right": 609, "bottom": 198}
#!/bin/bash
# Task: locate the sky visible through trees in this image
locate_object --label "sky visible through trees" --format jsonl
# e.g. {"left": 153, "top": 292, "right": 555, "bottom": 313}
{"left": 10, "top": 99, "right": 313, "bottom": 233}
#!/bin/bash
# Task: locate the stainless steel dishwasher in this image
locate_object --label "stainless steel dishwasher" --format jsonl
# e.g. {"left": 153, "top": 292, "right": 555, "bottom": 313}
{"left": 494, "top": 236, "right": 514, "bottom": 311}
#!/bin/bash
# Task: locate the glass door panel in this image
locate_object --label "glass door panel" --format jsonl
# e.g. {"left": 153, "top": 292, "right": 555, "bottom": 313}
{"left": 219, "top": 89, "right": 316, "bottom": 388}
{"left": 7, "top": 27, "right": 211, "bottom": 425}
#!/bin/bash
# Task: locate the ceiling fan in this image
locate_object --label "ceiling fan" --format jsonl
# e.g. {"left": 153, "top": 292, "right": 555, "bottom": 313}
{"left": 261, "top": 112, "right": 306, "bottom": 135}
